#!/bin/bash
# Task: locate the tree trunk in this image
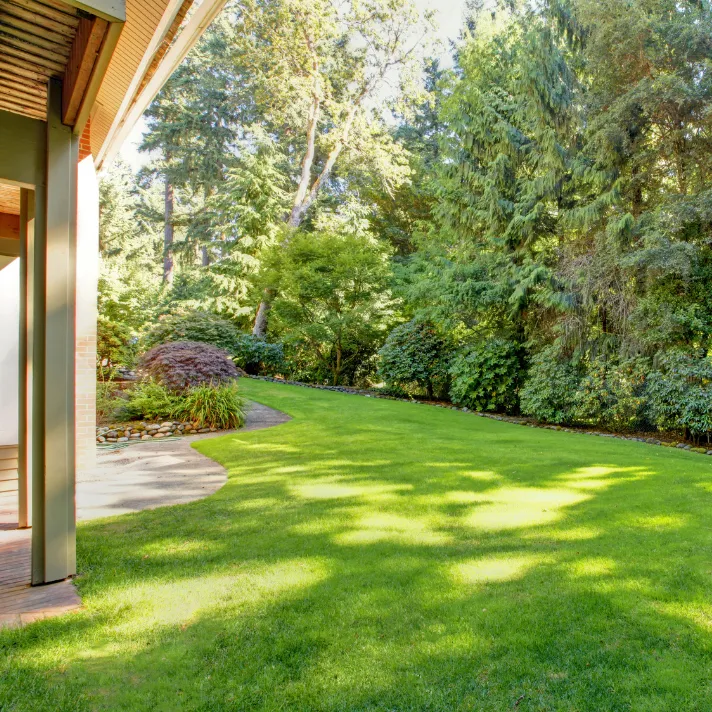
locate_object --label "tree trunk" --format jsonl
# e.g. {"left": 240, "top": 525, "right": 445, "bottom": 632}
{"left": 253, "top": 80, "right": 368, "bottom": 334}
{"left": 252, "top": 291, "right": 273, "bottom": 337}
{"left": 163, "top": 176, "right": 174, "bottom": 285}
{"left": 201, "top": 245, "right": 210, "bottom": 267}
{"left": 333, "top": 345, "right": 342, "bottom": 386}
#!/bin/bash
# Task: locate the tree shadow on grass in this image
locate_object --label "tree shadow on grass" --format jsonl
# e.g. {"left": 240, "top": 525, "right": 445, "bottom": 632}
{"left": 3, "top": 388, "right": 712, "bottom": 711}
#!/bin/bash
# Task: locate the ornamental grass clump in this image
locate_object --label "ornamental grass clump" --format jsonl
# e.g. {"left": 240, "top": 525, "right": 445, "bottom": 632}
{"left": 172, "top": 383, "right": 246, "bottom": 430}
{"left": 118, "top": 381, "right": 178, "bottom": 422}
{"left": 138, "top": 341, "right": 239, "bottom": 391}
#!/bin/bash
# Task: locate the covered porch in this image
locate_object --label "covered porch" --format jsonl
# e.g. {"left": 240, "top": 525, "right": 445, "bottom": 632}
{"left": 0, "top": 0, "right": 226, "bottom": 623}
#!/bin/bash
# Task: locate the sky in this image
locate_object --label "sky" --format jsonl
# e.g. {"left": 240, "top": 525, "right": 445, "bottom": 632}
{"left": 117, "top": 0, "right": 470, "bottom": 171}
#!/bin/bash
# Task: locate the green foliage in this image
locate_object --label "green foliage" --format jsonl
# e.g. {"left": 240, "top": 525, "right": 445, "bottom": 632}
{"left": 573, "top": 357, "right": 649, "bottom": 432}
{"left": 172, "top": 383, "right": 246, "bottom": 430}
{"left": 118, "top": 380, "right": 246, "bottom": 430}
{"left": 519, "top": 347, "right": 582, "bottom": 424}
{"left": 448, "top": 339, "right": 522, "bottom": 413}
{"left": 647, "top": 352, "right": 712, "bottom": 441}
{"left": 98, "top": 161, "right": 162, "bottom": 368}
{"left": 117, "top": 381, "right": 179, "bottom": 422}
{"left": 144, "top": 311, "right": 241, "bottom": 353}
{"left": 96, "top": 380, "right": 122, "bottom": 424}
{"left": 233, "top": 334, "right": 285, "bottom": 375}
{"left": 378, "top": 320, "right": 449, "bottom": 398}
{"left": 97, "top": 315, "right": 137, "bottom": 370}
{"left": 96, "top": 0, "right": 712, "bottom": 437}
{"left": 262, "top": 225, "right": 394, "bottom": 385}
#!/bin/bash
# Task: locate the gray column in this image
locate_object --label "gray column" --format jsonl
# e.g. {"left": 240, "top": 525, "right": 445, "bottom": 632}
{"left": 31, "top": 78, "right": 79, "bottom": 585}
{"left": 18, "top": 189, "right": 33, "bottom": 529}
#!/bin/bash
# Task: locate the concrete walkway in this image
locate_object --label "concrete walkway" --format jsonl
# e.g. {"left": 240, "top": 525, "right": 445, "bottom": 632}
{"left": 0, "top": 401, "right": 289, "bottom": 629}
{"left": 78, "top": 402, "right": 290, "bottom": 520}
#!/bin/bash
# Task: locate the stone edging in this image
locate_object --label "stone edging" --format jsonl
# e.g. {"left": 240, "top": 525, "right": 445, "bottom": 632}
{"left": 96, "top": 420, "right": 221, "bottom": 444}
{"left": 247, "top": 376, "right": 712, "bottom": 457}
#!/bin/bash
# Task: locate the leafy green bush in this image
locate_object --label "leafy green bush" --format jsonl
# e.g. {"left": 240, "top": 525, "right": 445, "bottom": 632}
{"left": 144, "top": 311, "right": 241, "bottom": 353}
{"left": 647, "top": 352, "right": 712, "bottom": 442}
{"left": 117, "top": 380, "right": 246, "bottom": 430}
{"left": 233, "top": 334, "right": 285, "bottom": 375}
{"left": 139, "top": 341, "right": 239, "bottom": 391}
{"left": 378, "top": 320, "right": 450, "bottom": 398}
{"left": 172, "top": 383, "right": 247, "bottom": 430}
{"left": 448, "top": 339, "right": 522, "bottom": 413}
{"left": 520, "top": 348, "right": 582, "bottom": 424}
{"left": 573, "top": 357, "right": 648, "bottom": 431}
{"left": 97, "top": 315, "right": 137, "bottom": 370}
{"left": 117, "top": 381, "right": 178, "bottom": 422}
{"left": 96, "top": 380, "right": 123, "bottom": 424}
{"left": 260, "top": 226, "right": 393, "bottom": 386}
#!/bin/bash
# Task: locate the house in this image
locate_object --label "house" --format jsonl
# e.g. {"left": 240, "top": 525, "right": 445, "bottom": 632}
{"left": 0, "top": 0, "right": 226, "bottom": 591}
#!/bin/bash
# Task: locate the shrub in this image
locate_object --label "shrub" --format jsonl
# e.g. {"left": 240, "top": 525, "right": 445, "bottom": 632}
{"left": 143, "top": 311, "right": 241, "bottom": 353}
{"left": 573, "top": 357, "right": 648, "bottom": 431}
{"left": 520, "top": 348, "right": 582, "bottom": 424}
{"left": 138, "top": 341, "right": 239, "bottom": 391}
{"left": 116, "top": 381, "right": 178, "bottom": 422}
{"left": 172, "top": 383, "right": 247, "bottom": 430}
{"left": 647, "top": 351, "right": 712, "bottom": 442}
{"left": 233, "top": 334, "right": 285, "bottom": 375}
{"left": 448, "top": 339, "right": 522, "bottom": 413}
{"left": 96, "top": 380, "right": 123, "bottom": 424}
{"left": 378, "top": 320, "right": 450, "bottom": 398}
{"left": 97, "top": 315, "right": 137, "bottom": 370}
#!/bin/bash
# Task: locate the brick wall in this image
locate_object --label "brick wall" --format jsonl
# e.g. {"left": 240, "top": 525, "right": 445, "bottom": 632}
{"left": 78, "top": 119, "right": 92, "bottom": 161}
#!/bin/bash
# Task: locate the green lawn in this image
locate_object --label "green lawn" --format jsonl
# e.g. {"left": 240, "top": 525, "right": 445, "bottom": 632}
{"left": 3, "top": 380, "right": 712, "bottom": 711}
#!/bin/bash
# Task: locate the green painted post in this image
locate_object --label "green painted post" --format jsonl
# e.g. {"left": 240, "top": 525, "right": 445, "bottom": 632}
{"left": 31, "top": 79, "right": 78, "bottom": 584}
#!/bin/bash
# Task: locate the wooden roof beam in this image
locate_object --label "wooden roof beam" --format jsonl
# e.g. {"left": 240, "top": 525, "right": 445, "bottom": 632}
{"left": 62, "top": 15, "right": 108, "bottom": 125}
{"left": 0, "top": 212, "right": 20, "bottom": 241}
{"left": 62, "top": 0, "right": 125, "bottom": 23}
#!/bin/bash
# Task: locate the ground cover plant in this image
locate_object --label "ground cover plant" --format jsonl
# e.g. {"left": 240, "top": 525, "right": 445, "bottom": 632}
{"left": 3, "top": 380, "right": 712, "bottom": 710}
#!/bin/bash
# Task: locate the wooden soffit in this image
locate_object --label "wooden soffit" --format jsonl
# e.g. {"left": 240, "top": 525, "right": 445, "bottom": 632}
{"left": 0, "top": 0, "right": 124, "bottom": 132}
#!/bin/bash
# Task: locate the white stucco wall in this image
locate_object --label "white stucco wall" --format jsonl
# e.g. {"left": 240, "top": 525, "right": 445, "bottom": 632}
{"left": 0, "top": 258, "right": 19, "bottom": 447}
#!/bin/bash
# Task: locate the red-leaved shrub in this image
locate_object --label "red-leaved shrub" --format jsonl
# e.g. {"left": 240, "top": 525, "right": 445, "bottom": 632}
{"left": 138, "top": 341, "right": 239, "bottom": 391}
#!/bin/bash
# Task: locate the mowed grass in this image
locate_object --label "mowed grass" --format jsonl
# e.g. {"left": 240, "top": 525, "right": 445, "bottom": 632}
{"left": 3, "top": 380, "right": 712, "bottom": 711}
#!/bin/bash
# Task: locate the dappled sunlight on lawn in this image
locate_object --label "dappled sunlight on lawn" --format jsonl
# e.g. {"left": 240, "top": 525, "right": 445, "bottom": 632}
{"left": 291, "top": 479, "right": 412, "bottom": 501}
{"left": 523, "top": 525, "right": 603, "bottom": 541}
{"left": 462, "top": 486, "right": 592, "bottom": 531}
{"left": 77, "top": 557, "right": 332, "bottom": 658}
{"left": 566, "top": 556, "right": 618, "bottom": 578}
{"left": 335, "top": 512, "right": 452, "bottom": 546}
{"left": 451, "top": 554, "right": 553, "bottom": 585}
{"left": 623, "top": 513, "right": 689, "bottom": 530}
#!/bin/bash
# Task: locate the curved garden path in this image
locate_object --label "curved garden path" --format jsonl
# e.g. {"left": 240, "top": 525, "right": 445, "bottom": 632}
{"left": 77, "top": 401, "right": 291, "bottom": 521}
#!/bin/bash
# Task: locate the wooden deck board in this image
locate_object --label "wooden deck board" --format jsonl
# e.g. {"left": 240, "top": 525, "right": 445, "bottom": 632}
{"left": 0, "top": 493, "right": 82, "bottom": 628}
